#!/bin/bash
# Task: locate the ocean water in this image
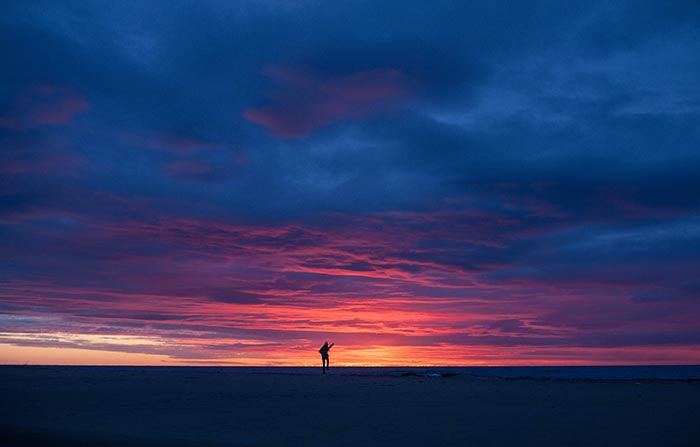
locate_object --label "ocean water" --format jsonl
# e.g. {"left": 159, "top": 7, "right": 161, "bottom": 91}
{"left": 19, "top": 365, "right": 698, "bottom": 380}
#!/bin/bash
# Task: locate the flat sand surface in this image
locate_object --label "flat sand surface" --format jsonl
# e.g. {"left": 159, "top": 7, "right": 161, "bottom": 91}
{"left": 2, "top": 367, "right": 699, "bottom": 446}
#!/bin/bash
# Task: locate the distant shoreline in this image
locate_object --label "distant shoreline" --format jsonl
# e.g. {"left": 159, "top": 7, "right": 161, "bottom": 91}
{"left": 3, "top": 364, "right": 699, "bottom": 380}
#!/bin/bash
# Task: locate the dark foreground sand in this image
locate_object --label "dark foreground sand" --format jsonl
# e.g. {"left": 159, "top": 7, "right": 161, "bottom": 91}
{"left": 2, "top": 367, "right": 699, "bottom": 446}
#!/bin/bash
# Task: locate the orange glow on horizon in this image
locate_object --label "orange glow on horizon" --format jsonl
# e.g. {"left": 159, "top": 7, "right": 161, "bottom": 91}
{"left": 2, "top": 340, "right": 699, "bottom": 367}
{"left": 0, "top": 344, "right": 178, "bottom": 366}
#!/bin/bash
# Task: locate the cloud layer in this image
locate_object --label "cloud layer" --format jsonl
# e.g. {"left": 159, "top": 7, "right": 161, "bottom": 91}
{"left": 1, "top": 0, "right": 699, "bottom": 365}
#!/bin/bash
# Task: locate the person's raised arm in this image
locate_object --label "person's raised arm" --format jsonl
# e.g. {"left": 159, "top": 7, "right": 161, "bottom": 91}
{"left": 329, "top": 343, "right": 334, "bottom": 349}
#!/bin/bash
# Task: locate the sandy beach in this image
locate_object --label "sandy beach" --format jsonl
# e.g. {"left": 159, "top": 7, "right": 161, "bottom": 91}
{"left": 2, "top": 366, "right": 699, "bottom": 446}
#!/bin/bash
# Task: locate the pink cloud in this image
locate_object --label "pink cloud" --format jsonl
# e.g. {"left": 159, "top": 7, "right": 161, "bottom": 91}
{"left": 0, "top": 151, "right": 85, "bottom": 176}
{"left": 3, "top": 208, "right": 700, "bottom": 366}
{"left": 244, "top": 66, "right": 408, "bottom": 138}
{"left": 123, "top": 132, "right": 222, "bottom": 153}
{"left": 0, "top": 139, "right": 86, "bottom": 176}
{"left": 165, "top": 159, "right": 213, "bottom": 176}
{"left": 0, "top": 84, "right": 90, "bottom": 130}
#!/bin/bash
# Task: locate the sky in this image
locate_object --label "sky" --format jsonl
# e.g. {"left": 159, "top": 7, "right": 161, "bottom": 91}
{"left": 1, "top": 0, "right": 700, "bottom": 366}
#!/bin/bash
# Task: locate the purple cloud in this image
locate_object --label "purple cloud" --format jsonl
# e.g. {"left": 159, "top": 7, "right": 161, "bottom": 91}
{"left": 0, "top": 84, "right": 90, "bottom": 130}
{"left": 244, "top": 66, "right": 408, "bottom": 137}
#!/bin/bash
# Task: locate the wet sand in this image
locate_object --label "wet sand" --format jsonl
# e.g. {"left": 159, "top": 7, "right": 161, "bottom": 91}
{"left": 2, "top": 366, "right": 699, "bottom": 446}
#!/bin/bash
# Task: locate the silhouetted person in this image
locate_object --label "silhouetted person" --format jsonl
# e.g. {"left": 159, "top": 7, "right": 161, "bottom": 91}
{"left": 319, "top": 341, "right": 334, "bottom": 374}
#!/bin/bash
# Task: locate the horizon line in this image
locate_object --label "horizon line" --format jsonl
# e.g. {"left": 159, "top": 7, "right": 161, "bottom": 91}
{"left": 3, "top": 363, "right": 700, "bottom": 368}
